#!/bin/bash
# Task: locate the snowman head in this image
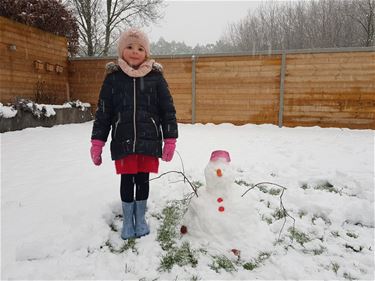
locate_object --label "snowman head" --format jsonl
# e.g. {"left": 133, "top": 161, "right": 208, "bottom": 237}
{"left": 204, "top": 150, "right": 234, "bottom": 195}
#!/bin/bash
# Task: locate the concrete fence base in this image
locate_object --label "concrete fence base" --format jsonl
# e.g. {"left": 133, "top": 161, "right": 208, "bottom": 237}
{"left": 0, "top": 107, "right": 93, "bottom": 133}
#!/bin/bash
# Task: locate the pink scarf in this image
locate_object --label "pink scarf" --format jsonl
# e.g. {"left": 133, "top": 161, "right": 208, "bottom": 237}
{"left": 118, "top": 58, "right": 155, "bottom": 78}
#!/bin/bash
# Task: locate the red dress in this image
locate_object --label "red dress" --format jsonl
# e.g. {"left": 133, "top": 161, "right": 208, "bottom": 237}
{"left": 115, "top": 154, "right": 159, "bottom": 174}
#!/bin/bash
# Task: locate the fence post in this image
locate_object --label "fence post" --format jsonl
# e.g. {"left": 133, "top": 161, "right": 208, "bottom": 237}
{"left": 191, "top": 55, "right": 196, "bottom": 124}
{"left": 278, "top": 51, "right": 287, "bottom": 128}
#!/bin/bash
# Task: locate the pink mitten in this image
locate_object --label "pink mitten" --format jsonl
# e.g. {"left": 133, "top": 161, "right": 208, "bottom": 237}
{"left": 162, "top": 138, "right": 176, "bottom": 162}
{"left": 90, "top": 139, "right": 105, "bottom": 166}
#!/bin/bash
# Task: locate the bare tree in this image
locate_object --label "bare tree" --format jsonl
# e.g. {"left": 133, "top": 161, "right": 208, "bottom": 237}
{"left": 67, "top": 0, "right": 164, "bottom": 56}
{"left": 69, "top": 0, "right": 102, "bottom": 56}
{"left": 348, "top": 0, "right": 375, "bottom": 46}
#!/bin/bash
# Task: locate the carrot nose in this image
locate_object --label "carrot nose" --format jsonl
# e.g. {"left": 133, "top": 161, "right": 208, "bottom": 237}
{"left": 216, "top": 169, "right": 222, "bottom": 177}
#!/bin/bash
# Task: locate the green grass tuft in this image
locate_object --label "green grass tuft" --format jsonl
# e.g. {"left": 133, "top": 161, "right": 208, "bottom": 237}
{"left": 235, "top": 179, "right": 252, "bottom": 187}
{"left": 289, "top": 228, "right": 311, "bottom": 245}
{"left": 159, "top": 241, "right": 198, "bottom": 272}
{"left": 157, "top": 201, "right": 186, "bottom": 251}
{"left": 346, "top": 231, "right": 358, "bottom": 239}
{"left": 243, "top": 262, "right": 257, "bottom": 271}
{"left": 314, "top": 181, "right": 339, "bottom": 193}
{"left": 105, "top": 238, "right": 137, "bottom": 254}
{"left": 243, "top": 251, "right": 271, "bottom": 271}
{"left": 210, "top": 255, "right": 236, "bottom": 273}
{"left": 273, "top": 207, "right": 287, "bottom": 220}
{"left": 331, "top": 262, "right": 340, "bottom": 274}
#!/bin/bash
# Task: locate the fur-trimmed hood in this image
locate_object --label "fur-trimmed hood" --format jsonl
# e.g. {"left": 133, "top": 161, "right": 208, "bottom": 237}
{"left": 105, "top": 61, "right": 163, "bottom": 76}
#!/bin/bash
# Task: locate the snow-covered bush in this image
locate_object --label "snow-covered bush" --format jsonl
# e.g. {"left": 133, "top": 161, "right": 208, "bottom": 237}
{"left": 62, "top": 100, "right": 91, "bottom": 111}
{"left": 0, "top": 103, "right": 17, "bottom": 118}
{"left": 0, "top": 99, "right": 91, "bottom": 119}
{"left": 12, "top": 99, "right": 56, "bottom": 118}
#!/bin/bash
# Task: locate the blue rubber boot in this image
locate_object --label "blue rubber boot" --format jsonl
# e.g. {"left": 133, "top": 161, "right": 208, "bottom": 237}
{"left": 134, "top": 200, "right": 150, "bottom": 238}
{"left": 121, "top": 201, "right": 136, "bottom": 240}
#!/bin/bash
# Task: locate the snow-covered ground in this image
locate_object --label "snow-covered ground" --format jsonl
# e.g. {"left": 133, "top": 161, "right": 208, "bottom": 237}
{"left": 1, "top": 121, "right": 374, "bottom": 280}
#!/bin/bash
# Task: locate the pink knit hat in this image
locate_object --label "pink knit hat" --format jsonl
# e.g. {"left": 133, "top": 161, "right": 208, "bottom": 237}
{"left": 117, "top": 28, "right": 151, "bottom": 58}
{"left": 210, "top": 150, "right": 231, "bottom": 162}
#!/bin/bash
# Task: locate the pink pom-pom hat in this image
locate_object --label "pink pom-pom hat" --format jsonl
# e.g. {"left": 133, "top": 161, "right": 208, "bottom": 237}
{"left": 117, "top": 28, "right": 150, "bottom": 58}
{"left": 209, "top": 150, "right": 231, "bottom": 162}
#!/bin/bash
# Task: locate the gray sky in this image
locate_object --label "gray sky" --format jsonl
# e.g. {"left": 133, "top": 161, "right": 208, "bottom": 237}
{"left": 146, "top": 0, "right": 263, "bottom": 46}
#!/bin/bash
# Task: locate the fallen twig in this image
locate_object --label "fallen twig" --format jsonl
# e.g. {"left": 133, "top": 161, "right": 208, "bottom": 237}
{"left": 241, "top": 181, "right": 296, "bottom": 242}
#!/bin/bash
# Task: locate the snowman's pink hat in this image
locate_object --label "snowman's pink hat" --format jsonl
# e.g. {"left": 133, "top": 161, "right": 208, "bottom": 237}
{"left": 210, "top": 150, "right": 231, "bottom": 162}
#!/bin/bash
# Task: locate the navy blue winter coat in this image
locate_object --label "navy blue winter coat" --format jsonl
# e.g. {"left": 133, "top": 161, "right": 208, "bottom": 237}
{"left": 91, "top": 63, "right": 178, "bottom": 160}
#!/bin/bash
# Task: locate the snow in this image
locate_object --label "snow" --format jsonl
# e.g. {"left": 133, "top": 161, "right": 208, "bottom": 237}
{"left": 1, "top": 121, "right": 374, "bottom": 280}
{"left": 0, "top": 100, "right": 91, "bottom": 119}
{"left": 0, "top": 103, "right": 17, "bottom": 118}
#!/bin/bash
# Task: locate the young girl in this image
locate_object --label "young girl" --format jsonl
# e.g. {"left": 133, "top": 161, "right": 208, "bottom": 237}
{"left": 90, "top": 28, "right": 178, "bottom": 240}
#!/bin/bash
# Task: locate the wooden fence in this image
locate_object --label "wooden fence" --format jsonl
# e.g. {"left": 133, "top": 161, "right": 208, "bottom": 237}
{"left": 0, "top": 17, "right": 69, "bottom": 104}
{"left": 1, "top": 16, "right": 374, "bottom": 129}
{"left": 69, "top": 49, "right": 375, "bottom": 129}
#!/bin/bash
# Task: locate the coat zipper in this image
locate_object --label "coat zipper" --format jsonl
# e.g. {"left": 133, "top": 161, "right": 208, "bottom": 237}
{"left": 150, "top": 117, "right": 159, "bottom": 137}
{"left": 114, "top": 112, "right": 120, "bottom": 138}
{"left": 133, "top": 78, "right": 136, "bottom": 152}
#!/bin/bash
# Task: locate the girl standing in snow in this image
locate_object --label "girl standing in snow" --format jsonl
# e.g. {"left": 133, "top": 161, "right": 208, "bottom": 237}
{"left": 90, "top": 28, "right": 178, "bottom": 240}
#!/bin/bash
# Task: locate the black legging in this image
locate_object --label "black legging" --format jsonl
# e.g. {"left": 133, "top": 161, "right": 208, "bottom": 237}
{"left": 120, "top": 173, "right": 150, "bottom": 203}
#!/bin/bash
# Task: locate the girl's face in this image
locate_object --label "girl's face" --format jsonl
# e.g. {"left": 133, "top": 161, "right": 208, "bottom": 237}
{"left": 122, "top": 43, "right": 147, "bottom": 67}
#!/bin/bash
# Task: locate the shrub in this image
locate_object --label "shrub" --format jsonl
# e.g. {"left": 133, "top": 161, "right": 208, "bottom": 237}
{"left": 0, "top": 0, "right": 79, "bottom": 56}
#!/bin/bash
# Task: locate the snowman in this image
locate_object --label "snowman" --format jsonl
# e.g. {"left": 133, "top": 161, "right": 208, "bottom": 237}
{"left": 180, "top": 150, "right": 275, "bottom": 259}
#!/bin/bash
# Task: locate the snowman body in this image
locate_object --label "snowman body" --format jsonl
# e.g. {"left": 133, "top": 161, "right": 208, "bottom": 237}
{"left": 181, "top": 151, "right": 275, "bottom": 258}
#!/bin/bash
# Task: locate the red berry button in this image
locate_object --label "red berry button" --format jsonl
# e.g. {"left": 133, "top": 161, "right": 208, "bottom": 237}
{"left": 218, "top": 206, "right": 225, "bottom": 212}
{"left": 217, "top": 197, "right": 223, "bottom": 203}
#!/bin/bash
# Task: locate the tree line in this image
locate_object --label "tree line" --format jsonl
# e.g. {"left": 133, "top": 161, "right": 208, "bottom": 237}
{"left": 151, "top": 0, "right": 374, "bottom": 55}
{"left": 223, "top": 0, "right": 374, "bottom": 53}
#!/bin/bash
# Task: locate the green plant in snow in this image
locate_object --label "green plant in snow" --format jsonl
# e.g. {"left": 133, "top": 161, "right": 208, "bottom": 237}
{"left": 190, "top": 275, "right": 200, "bottom": 281}
{"left": 199, "top": 248, "right": 208, "bottom": 255}
{"left": 331, "top": 231, "right": 340, "bottom": 238}
{"left": 159, "top": 241, "right": 198, "bottom": 272}
{"left": 192, "top": 180, "right": 204, "bottom": 188}
{"left": 109, "top": 222, "right": 117, "bottom": 232}
{"left": 235, "top": 179, "right": 251, "bottom": 187}
{"left": 300, "top": 183, "right": 309, "bottom": 190}
{"left": 210, "top": 255, "right": 236, "bottom": 273}
{"left": 243, "top": 261, "right": 257, "bottom": 271}
{"left": 105, "top": 238, "right": 137, "bottom": 254}
{"left": 346, "top": 231, "right": 358, "bottom": 239}
{"left": 268, "top": 188, "right": 281, "bottom": 195}
{"left": 312, "top": 246, "right": 325, "bottom": 255}
{"left": 261, "top": 214, "right": 273, "bottom": 224}
{"left": 257, "top": 251, "right": 271, "bottom": 261}
{"left": 314, "top": 181, "right": 339, "bottom": 193}
{"left": 331, "top": 262, "right": 340, "bottom": 274}
{"left": 298, "top": 210, "right": 307, "bottom": 218}
{"left": 157, "top": 200, "right": 188, "bottom": 251}
{"left": 289, "top": 228, "right": 311, "bottom": 245}
{"left": 273, "top": 207, "right": 287, "bottom": 220}
{"left": 343, "top": 272, "right": 356, "bottom": 280}
{"left": 311, "top": 214, "right": 331, "bottom": 225}
{"left": 257, "top": 185, "right": 268, "bottom": 193}
{"left": 243, "top": 251, "right": 271, "bottom": 271}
